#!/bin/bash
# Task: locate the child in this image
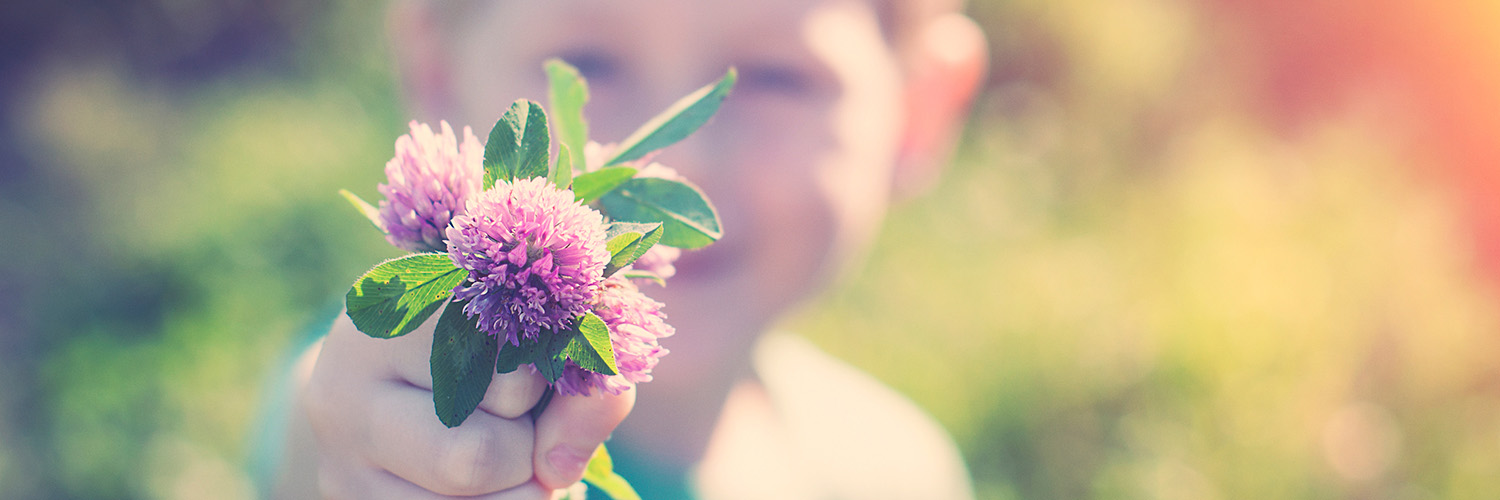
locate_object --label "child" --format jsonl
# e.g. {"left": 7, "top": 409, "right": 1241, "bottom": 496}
{"left": 276, "top": 0, "right": 987, "bottom": 498}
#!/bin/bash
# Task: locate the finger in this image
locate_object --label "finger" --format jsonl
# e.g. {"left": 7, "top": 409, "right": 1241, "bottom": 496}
{"left": 366, "top": 470, "right": 553, "bottom": 500}
{"left": 378, "top": 315, "right": 548, "bottom": 420}
{"left": 481, "top": 368, "right": 548, "bottom": 419}
{"left": 532, "top": 388, "right": 637, "bottom": 489}
{"left": 377, "top": 310, "right": 445, "bottom": 386}
{"left": 316, "top": 314, "right": 398, "bottom": 381}
{"left": 366, "top": 383, "right": 537, "bottom": 496}
{"left": 324, "top": 463, "right": 553, "bottom": 500}
{"left": 304, "top": 320, "right": 381, "bottom": 458}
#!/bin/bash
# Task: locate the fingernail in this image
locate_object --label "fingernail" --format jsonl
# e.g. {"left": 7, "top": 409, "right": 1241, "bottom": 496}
{"left": 547, "top": 445, "right": 591, "bottom": 480}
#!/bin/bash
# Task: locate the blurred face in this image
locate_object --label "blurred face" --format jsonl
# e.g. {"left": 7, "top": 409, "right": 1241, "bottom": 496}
{"left": 431, "top": 0, "right": 905, "bottom": 373}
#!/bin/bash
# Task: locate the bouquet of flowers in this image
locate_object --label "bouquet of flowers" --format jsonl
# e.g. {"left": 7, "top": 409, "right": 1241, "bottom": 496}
{"left": 337, "top": 59, "right": 735, "bottom": 499}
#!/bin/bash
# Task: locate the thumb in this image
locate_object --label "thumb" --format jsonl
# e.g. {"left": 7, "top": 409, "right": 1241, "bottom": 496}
{"left": 531, "top": 388, "right": 636, "bottom": 489}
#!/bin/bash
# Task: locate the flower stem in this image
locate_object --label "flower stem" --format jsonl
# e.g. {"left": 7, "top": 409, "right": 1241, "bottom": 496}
{"left": 529, "top": 385, "right": 557, "bottom": 420}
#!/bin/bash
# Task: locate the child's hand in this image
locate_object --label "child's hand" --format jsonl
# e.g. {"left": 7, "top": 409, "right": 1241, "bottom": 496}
{"left": 301, "top": 313, "right": 635, "bottom": 498}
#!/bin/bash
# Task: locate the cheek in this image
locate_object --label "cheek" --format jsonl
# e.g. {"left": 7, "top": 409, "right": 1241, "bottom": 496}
{"left": 747, "top": 171, "right": 839, "bottom": 297}
{"left": 699, "top": 75, "right": 904, "bottom": 305}
{"left": 717, "top": 122, "right": 845, "bottom": 307}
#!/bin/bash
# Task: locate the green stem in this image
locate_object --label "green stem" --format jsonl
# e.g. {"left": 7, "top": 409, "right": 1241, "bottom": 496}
{"left": 529, "top": 385, "right": 557, "bottom": 421}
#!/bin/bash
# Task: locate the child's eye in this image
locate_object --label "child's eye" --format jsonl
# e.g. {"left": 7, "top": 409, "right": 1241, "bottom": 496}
{"left": 559, "top": 49, "right": 622, "bottom": 84}
{"left": 739, "top": 63, "right": 814, "bottom": 97}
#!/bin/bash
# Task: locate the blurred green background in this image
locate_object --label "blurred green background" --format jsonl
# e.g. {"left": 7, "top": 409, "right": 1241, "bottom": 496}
{"left": 3, "top": 1, "right": 1500, "bottom": 499}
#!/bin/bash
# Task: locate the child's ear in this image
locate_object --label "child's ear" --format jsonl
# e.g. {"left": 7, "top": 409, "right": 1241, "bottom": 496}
{"left": 387, "top": 1, "right": 454, "bottom": 123}
{"left": 893, "top": 13, "right": 988, "bottom": 200}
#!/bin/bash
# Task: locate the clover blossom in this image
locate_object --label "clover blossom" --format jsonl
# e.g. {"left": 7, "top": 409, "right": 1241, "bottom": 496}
{"left": 447, "top": 177, "right": 610, "bottom": 344}
{"left": 377, "top": 120, "right": 485, "bottom": 252}
{"left": 555, "top": 277, "right": 675, "bottom": 396}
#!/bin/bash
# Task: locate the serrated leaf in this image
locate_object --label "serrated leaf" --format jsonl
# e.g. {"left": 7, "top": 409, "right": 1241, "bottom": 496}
{"left": 535, "top": 356, "right": 565, "bottom": 383}
{"left": 346, "top": 253, "right": 467, "bottom": 338}
{"left": 598, "top": 178, "right": 722, "bottom": 249}
{"left": 496, "top": 332, "right": 538, "bottom": 374}
{"left": 532, "top": 330, "right": 573, "bottom": 383}
{"left": 484, "top": 100, "right": 551, "bottom": 185}
{"left": 518, "top": 103, "right": 551, "bottom": 180}
{"left": 602, "top": 222, "right": 664, "bottom": 277}
{"left": 604, "top": 68, "right": 736, "bottom": 167}
{"left": 551, "top": 143, "right": 574, "bottom": 189}
{"left": 604, "top": 225, "right": 646, "bottom": 255}
{"left": 338, "top": 189, "right": 383, "bottom": 231}
{"left": 572, "top": 167, "right": 637, "bottom": 203}
{"left": 484, "top": 102, "right": 521, "bottom": 186}
{"left": 561, "top": 312, "right": 616, "bottom": 375}
{"left": 582, "top": 444, "right": 641, "bottom": 500}
{"left": 547, "top": 59, "right": 589, "bottom": 178}
{"left": 431, "top": 299, "right": 498, "bottom": 428}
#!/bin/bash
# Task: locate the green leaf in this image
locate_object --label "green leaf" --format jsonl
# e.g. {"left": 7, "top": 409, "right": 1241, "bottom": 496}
{"left": 430, "top": 299, "right": 498, "bottom": 428}
{"left": 346, "top": 254, "right": 467, "bottom": 339}
{"left": 585, "top": 464, "right": 640, "bottom": 500}
{"left": 572, "top": 166, "right": 637, "bottom": 203}
{"left": 586, "top": 443, "right": 614, "bottom": 475}
{"left": 598, "top": 178, "right": 722, "bottom": 249}
{"left": 484, "top": 99, "right": 551, "bottom": 185}
{"left": 519, "top": 103, "right": 551, "bottom": 180}
{"left": 338, "top": 189, "right": 383, "bottom": 231}
{"left": 495, "top": 332, "right": 538, "bottom": 374}
{"left": 532, "top": 330, "right": 573, "bottom": 383}
{"left": 604, "top": 68, "right": 736, "bottom": 167}
{"left": 561, "top": 312, "right": 616, "bottom": 375}
{"left": 582, "top": 444, "right": 641, "bottom": 500}
{"left": 524, "top": 313, "right": 617, "bottom": 384}
{"left": 547, "top": 59, "right": 590, "bottom": 178}
{"left": 496, "top": 324, "right": 587, "bottom": 382}
{"left": 602, "top": 222, "right": 664, "bottom": 277}
{"left": 551, "top": 143, "right": 574, "bottom": 190}
{"left": 604, "top": 222, "right": 650, "bottom": 254}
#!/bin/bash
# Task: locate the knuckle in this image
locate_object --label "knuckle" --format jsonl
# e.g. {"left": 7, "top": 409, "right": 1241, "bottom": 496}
{"left": 426, "top": 425, "right": 534, "bottom": 495}
{"left": 486, "top": 369, "right": 548, "bottom": 419}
